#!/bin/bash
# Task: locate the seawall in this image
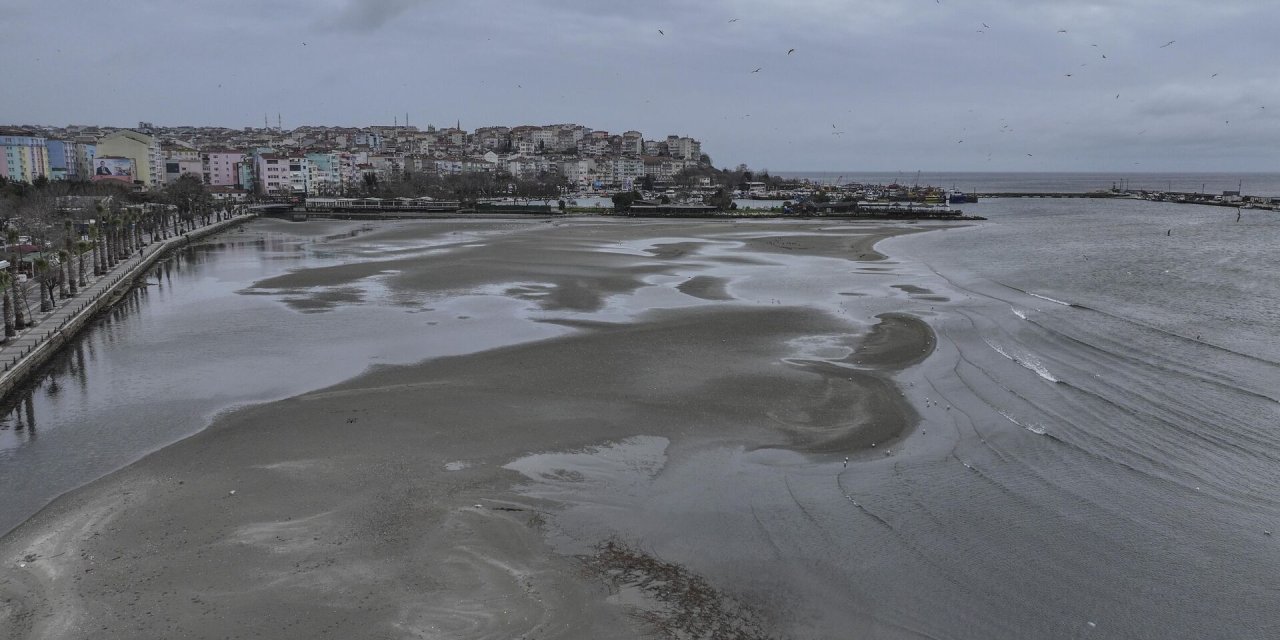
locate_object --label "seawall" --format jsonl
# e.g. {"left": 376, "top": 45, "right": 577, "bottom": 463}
{"left": 0, "top": 214, "right": 257, "bottom": 403}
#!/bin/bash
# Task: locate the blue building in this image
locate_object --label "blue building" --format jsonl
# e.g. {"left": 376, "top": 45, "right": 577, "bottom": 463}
{"left": 46, "top": 139, "right": 76, "bottom": 180}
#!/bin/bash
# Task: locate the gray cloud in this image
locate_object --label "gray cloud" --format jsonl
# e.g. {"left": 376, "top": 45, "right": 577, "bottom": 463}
{"left": 316, "top": 0, "right": 433, "bottom": 32}
{"left": 4, "top": 0, "right": 1278, "bottom": 171}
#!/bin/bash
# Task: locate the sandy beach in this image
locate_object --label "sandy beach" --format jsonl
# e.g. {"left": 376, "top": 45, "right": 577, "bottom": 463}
{"left": 0, "top": 218, "right": 941, "bottom": 639}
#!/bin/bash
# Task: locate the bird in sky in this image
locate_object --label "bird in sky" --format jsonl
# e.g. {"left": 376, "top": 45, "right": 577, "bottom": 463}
{"left": 787, "top": 48, "right": 796, "bottom": 54}
{"left": 1101, "top": 53, "right": 1107, "bottom": 59}
{"left": 983, "top": 22, "right": 990, "bottom": 28}
{"left": 658, "top": 29, "right": 664, "bottom": 35}
{"left": 1116, "top": 93, "right": 1120, "bottom": 99}
{"left": 1026, "top": 153, "right": 1034, "bottom": 157}
{"left": 1065, "top": 73, "right": 1073, "bottom": 77}
{"left": 1160, "top": 40, "right": 1175, "bottom": 48}
{"left": 752, "top": 67, "right": 762, "bottom": 73}
{"left": 1210, "top": 73, "right": 1218, "bottom": 77}
{"left": 728, "top": 18, "right": 738, "bottom": 23}
{"left": 1057, "top": 29, "right": 1067, "bottom": 33}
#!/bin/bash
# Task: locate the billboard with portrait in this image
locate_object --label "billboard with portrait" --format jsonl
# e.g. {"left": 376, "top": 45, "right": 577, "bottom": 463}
{"left": 91, "top": 157, "right": 136, "bottom": 183}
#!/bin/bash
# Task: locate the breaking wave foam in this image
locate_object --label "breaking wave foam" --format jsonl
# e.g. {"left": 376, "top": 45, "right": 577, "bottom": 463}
{"left": 1000, "top": 410, "right": 1047, "bottom": 435}
{"left": 1028, "top": 292, "right": 1070, "bottom": 306}
{"left": 984, "top": 338, "right": 1059, "bottom": 383}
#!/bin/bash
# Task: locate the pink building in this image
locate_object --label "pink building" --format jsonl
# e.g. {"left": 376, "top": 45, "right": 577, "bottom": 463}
{"left": 203, "top": 149, "right": 246, "bottom": 187}
{"left": 254, "top": 154, "right": 289, "bottom": 195}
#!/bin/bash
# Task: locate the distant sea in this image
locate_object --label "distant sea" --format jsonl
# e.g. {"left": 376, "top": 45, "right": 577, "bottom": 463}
{"left": 773, "top": 171, "right": 1280, "bottom": 197}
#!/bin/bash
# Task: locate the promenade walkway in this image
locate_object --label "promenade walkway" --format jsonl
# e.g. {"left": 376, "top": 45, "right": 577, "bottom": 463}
{"left": 0, "top": 213, "right": 254, "bottom": 398}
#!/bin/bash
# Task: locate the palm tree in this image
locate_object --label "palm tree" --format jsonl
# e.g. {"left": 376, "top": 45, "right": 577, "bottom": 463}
{"left": 57, "top": 250, "right": 71, "bottom": 298}
{"left": 6, "top": 229, "right": 26, "bottom": 330}
{"left": 0, "top": 271, "right": 15, "bottom": 339}
{"left": 103, "top": 217, "right": 116, "bottom": 269}
{"left": 63, "top": 220, "right": 77, "bottom": 296}
{"left": 33, "top": 257, "right": 52, "bottom": 312}
{"left": 75, "top": 240, "right": 91, "bottom": 288}
{"left": 93, "top": 203, "right": 107, "bottom": 276}
{"left": 90, "top": 226, "right": 104, "bottom": 276}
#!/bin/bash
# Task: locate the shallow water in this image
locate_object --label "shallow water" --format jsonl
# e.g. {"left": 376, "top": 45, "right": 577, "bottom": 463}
{"left": 1, "top": 209, "right": 1277, "bottom": 638}
{"left": 0, "top": 221, "right": 567, "bottom": 535}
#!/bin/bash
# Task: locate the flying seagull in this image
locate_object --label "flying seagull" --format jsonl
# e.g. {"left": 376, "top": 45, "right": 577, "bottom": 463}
{"left": 658, "top": 29, "right": 664, "bottom": 35}
{"left": 983, "top": 22, "right": 990, "bottom": 28}
{"left": 1210, "top": 73, "right": 1218, "bottom": 77}
{"left": 729, "top": 18, "right": 738, "bottom": 23}
{"left": 752, "top": 67, "right": 762, "bottom": 73}
{"left": 1160, "top": 40, "right": 1175, "bottom": 48}
{"left": 787, "top": 48, "right": 796, "bottom": 54}
{"left": 1057, "top": 29, "right": 1067, "bottom": 33}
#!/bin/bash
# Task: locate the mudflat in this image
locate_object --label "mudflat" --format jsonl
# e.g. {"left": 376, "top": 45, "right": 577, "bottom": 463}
{"left": 0, "top": 218, "right": 942, "bottom": 639}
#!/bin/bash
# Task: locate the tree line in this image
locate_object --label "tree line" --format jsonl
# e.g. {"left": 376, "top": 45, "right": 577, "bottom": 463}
{"left": 0, "top": 175, "right": 241, "bottom": 339}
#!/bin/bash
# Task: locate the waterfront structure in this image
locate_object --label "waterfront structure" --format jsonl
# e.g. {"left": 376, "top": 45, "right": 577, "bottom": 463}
{"left": 3, "top": 121, "right": 710, "bottom": 193}
{"left": 73, "top": 138, "right": 97, "bottom": 181}
{"left": 254, "top": 153, "right": 289, "bottom": 195}
{"left": 164, "top": 159, "right": 204, "bottom": 183}
{"left": 45, "top": 139, "right": 78, "bottom": 180}
{"left": 621, "top": 131, "right": 643, "bottom": 155}
{"left": 286, "top": 155, "right": 310, "bottom": 195}
{"left": 1, "top": 129, "right": 51, "bottom": 183}
{"left": 96, "top": 129, "right": 163, "bottom": 189}
{"left": 203, "top": 149, "right": 246, "bottom": 187}
{"left": 666, "top": 135, "right": 701, "bottom": 161}
{"left": 304, "top": 152, "right": 346, "bottom": 196}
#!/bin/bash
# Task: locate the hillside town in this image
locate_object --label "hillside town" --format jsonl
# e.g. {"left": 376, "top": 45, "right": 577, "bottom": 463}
{"left": 1, "top": 121, "right": 708, "bottom": 200}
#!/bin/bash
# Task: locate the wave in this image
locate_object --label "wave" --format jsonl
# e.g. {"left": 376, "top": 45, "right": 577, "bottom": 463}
{"left": 984, "top": 338, "right": 1059, "bottom": 383}
{"left": 999, "top": 410, "right": 1047, "bottom": 435}
{"left": 1027, "top": 292, "right": 1070, "bottom": 306}
{"left": 994, "top": 280, "right": 1072, "bottom": 306}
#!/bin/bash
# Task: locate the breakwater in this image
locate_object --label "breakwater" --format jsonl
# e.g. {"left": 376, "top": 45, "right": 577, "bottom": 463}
{"left": 0, "top": 213, "right": 255, "bottom": 402}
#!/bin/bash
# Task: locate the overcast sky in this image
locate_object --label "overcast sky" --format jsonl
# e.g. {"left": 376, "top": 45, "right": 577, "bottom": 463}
{"left": 3, "top": 0, "right": 1277, "bottom": 171}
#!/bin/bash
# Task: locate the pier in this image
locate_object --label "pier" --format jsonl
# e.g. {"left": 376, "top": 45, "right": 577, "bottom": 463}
{"left": 976, "top": 192, "right": 1124, "bottom": 199}
{"left": 0, "top": 212, "right": 255, "bottom": 402}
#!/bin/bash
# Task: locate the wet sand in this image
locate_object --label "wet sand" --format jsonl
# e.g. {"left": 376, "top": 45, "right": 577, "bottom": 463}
{"left": 0, "top": 218, "right": 941, "bottom": 639}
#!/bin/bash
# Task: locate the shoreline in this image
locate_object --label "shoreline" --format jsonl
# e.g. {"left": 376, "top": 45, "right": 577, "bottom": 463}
{"left": 0, "top": 214, "right": 256, "bottom": 404}
{"left": 0, "top": 218, "right": 945, "bottom": 639}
